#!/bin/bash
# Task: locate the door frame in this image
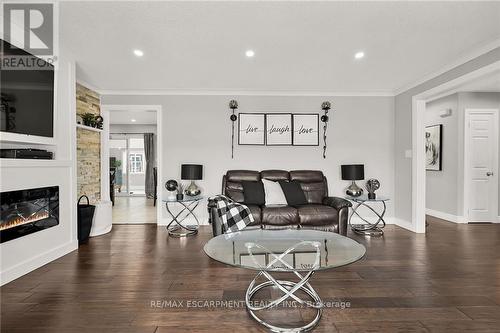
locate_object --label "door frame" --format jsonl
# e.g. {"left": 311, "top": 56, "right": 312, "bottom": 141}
{"left": 101, "top": 104, "right": 163, "bottom": 225}
{"left": 464, "top": 108, "right": 499, "bottom": 222}
{"left": 411, "top": 60, "right": 500, "bottom": 233}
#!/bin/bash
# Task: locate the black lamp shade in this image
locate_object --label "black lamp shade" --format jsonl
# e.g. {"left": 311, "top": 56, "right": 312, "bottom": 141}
{"left": 181, "top": 164, "right": 203, "bottom": 180}
{"left": 341, "top": 164, "right": 364, "bottom": 181}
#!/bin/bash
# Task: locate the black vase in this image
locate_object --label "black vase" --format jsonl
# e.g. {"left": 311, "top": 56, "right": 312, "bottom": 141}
{"left": 176, "top": 193, "right": 184, "bottom": 201}
{"left": 368, "top": 192, "right": 376, "bottom": 200}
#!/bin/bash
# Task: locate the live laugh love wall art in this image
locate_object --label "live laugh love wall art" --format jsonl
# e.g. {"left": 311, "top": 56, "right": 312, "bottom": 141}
{"left": 238, "top": 113, "right": 319, "bottom": 146}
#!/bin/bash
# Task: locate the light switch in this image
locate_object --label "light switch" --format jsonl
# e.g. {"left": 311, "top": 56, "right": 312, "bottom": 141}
{"left": 405, "top": 150, "right": 412, "bottom": 158}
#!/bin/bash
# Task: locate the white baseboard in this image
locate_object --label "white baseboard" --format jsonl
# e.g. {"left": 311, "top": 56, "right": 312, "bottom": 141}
{"left": 0, "top": 240, "right": 78, "bottom": 286}
{"left": 426, "top": 209, "right": 466, "bottom": 223}
{"left": 393, "top": 218, "right": 417, "bottom": 232}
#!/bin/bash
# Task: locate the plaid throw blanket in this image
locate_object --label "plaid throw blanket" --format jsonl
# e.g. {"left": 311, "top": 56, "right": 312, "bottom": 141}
{"left": 209, "top": 195, "right": 254, "bottom": 233}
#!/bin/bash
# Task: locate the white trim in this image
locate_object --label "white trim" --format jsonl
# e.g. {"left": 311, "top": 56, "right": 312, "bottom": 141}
{"left": 411, "top": 60, "right": 500, "bottom": 234}
{"left": 101, "top": 104, "right": 163, "bottom": 225}
{"left": 0, "top": 159, "right": 72, "bottom": 168}
{"left": 99, "top": 89, "right": 394, "bottom": 97}
{"left": 76, "top": 124, "right": 103, "bottom": 132}
{"left": 426, "top": 209, "right": 466, "bottom": 224}
{"left": 412, "top": 99, "right": 427, "bottom": 234}
{"left": 395, "top": 38, "right": 500, "bottom": 95}
{"left": 464, "top": 108, "right": 499, "bottom": 223}
{"left": 394, "top": 219, "right": 416, "bottom": 233}
{"left": 0, "top": 240, "right": 78, "bottom": 286}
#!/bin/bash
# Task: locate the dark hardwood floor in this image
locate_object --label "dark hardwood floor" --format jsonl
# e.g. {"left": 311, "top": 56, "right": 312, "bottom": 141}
{"left": 2, "top": 216, "right": 500, "bottom": 332}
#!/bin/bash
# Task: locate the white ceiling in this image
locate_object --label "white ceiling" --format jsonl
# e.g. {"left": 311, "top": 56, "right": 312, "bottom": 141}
{"left": 60, "top": 1, "right": 500, "bottom": 94}
{"left": 109, "top": 110, "right": 157, "bottom": 125}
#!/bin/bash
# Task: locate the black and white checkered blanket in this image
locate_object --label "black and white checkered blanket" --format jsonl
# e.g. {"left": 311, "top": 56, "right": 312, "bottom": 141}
{"left": 209, "top": 195, "right": 254, "bottom": 233}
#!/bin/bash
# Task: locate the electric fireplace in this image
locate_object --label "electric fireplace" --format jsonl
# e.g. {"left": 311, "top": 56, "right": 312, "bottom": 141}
{"left": 0, "top": 186, "right": 59, "bottom": 243}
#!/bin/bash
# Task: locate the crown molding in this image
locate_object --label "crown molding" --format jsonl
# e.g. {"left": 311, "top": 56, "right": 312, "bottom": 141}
{"left": 394, "top": 38, "right": 500, "bottom": 96}
{"left": 98, "top": 89, "right": 394, "bottom": 97}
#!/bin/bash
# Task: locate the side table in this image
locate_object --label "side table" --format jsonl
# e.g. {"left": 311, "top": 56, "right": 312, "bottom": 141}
{"left": 163, "top": 196, "right": 203, "bottom": 237}
{"left": 346, "top": 195, "right": 389, "bottom": 236}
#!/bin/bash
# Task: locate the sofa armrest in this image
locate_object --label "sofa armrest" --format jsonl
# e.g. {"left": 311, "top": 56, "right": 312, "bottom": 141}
{"left": 323, "top": 197, "right": 352, "bottom": 210}
{"left": 323, "top": 197, "right": 352, "bottom": 236}
{"left": 208, "top": 198, "right": 224, "bottom": 237}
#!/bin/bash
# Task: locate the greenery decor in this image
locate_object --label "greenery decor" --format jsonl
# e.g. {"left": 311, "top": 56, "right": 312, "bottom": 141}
{"left": 80, "top": 113, "right": 96, "bottom": 127}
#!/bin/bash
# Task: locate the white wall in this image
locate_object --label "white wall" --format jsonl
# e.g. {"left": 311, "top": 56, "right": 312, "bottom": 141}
{"left": 425, "top": 94, "right": 459, "bottom": 215}
{"left": 102, "top": 94, "right": 395, "bottom": 225}
{"left": 0, "top": 46, "right": 78, "bottom": 285}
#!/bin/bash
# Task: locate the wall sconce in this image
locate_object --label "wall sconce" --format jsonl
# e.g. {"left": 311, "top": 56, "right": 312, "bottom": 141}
{"left": 229, "top": 100, "right": 238, "bottom": 159}
{"left": 321, "top": 101, "right": 331, "bottom": 159}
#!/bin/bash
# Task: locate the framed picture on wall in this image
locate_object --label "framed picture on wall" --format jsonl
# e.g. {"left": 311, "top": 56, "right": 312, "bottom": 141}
{"left": 239, "top": 113, "right": 265, "bottom": 145}
{"left": 292, "top": 114, "right": 319, "bottom": 146}
{"left": 265, "top": 113, "right": 292, "bottom": 145}
{"left": 425, "top": 124, "right": 442, "bottom": 171}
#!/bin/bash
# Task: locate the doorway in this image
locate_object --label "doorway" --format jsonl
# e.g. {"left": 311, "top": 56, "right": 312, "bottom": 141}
{"left": 464, "top": 109, "right": 499, "bottom": 222}
{"left": 110, "top": 134, "right": 147, "bottom": 196}
{"left": 102, "top": 105, "right": 162, "bottom": 224}
{"left": 413, "top": 62, "right": 500, "bottom": 232}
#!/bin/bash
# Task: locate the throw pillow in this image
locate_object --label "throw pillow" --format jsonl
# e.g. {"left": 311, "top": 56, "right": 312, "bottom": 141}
{"left": 262, "top": 179, "right": 288, "bottom": 206}
{"left": 278, "top": 180, "right": 308, "bottom": 206}
{"left": 241, "top": 181, "right": 265, "bottom": 205}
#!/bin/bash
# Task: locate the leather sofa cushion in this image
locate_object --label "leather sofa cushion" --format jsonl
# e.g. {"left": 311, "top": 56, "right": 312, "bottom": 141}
{"left": 300, "top": 182, "right": 326, "bottom": 204}
{"left": 246, "top": 205, "right": 262, "bottom": 226}
{"left": 242, "top": 181, "right": 265, "bottom": 205}
{"left": 262, "top": 206, "right": 299, "bottom": 225}
{"left": 278, "top": 180, "right": 307, "bottom": 206}
{"left": 298, "top": 205, "right": 338, "bottom": 226}
{"left": 225, "top": 181, "right": 244, "bottom": 203}
{"left": 290, "top": 170, "right": 324, "bottom": 183}
{"left": 226, "top": 170, "right": 261, "bottom": 182}
{"left": 261, "top": 170, "right": 290, "bottom": 181}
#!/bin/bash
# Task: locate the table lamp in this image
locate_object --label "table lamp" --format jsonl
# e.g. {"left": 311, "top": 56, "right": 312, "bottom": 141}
{"left": 341, "top": 164, "right": 364, "bottom": 197}
{"left": 181, "top": 164, "right": 203, "bottom": 196}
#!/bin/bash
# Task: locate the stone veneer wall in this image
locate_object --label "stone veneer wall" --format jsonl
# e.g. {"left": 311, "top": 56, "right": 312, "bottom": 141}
{"left": 76, "top": 83, "right": 101, "bottom": 203}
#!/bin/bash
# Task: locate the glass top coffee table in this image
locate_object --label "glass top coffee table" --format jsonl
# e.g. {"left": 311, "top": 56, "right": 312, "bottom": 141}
{"left": 204, "top": 229, "right": 366, "bottom": 332}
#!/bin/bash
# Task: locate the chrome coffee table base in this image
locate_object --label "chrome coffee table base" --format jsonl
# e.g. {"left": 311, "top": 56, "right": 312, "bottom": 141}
{"left": 245, "top": 242, "right": 323, "bottom": 333}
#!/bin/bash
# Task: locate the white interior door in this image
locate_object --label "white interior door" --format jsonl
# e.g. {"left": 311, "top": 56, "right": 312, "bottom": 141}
{"left": 466, "top": 109, "right": 499, "bottom": 222}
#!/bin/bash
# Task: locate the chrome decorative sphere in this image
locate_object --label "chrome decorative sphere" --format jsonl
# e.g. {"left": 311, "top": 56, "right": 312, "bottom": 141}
{"left": 165, "top": 179, "right": 178, "bottom": 192}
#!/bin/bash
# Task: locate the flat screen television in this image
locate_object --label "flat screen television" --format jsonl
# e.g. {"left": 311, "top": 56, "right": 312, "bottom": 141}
{"left": 1, "top": 39, "right": 55, "bottom": 138}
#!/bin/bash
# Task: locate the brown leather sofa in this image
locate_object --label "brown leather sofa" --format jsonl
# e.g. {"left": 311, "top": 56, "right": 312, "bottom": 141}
{"left": 208, "top": 170, "right": 352, "bottom": 236}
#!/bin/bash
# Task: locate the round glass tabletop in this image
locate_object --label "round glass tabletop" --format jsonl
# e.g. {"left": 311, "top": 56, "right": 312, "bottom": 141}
{"left": 346, "top": 194, "right": 389, "bottom": 202}
{"left": 204, "top": 229, "right": 366, "bottom": 272}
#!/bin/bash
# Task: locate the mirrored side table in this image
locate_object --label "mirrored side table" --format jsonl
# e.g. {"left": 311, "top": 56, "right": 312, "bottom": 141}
{"left": 345, "top": 195, "right": 389, "bottom": 236}
{"left": 163, "top": 196, "right": 203, "bottom": 237}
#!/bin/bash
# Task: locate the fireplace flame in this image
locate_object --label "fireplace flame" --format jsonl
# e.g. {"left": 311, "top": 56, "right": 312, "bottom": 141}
{"left": 0, "top": 211, "right": 50, "bottom": 231}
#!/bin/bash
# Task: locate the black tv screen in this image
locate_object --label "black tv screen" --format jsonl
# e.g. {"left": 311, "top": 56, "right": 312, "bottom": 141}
{"left": 1, "top": 39, "right": 54, "bottom": 137}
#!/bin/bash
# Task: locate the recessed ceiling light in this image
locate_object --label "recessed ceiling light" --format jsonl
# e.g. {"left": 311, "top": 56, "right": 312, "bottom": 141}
{"left": 133, "top": 49, "right": 144, "bottom": 57}
{"left": 354, "top": 51, "right": 365, "bottom": 59}
{"left": 245, "top": 50, "right": 255, "bottom": 58}
{"left": 131, "top": 119, "right": 137, "bottom": 122}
